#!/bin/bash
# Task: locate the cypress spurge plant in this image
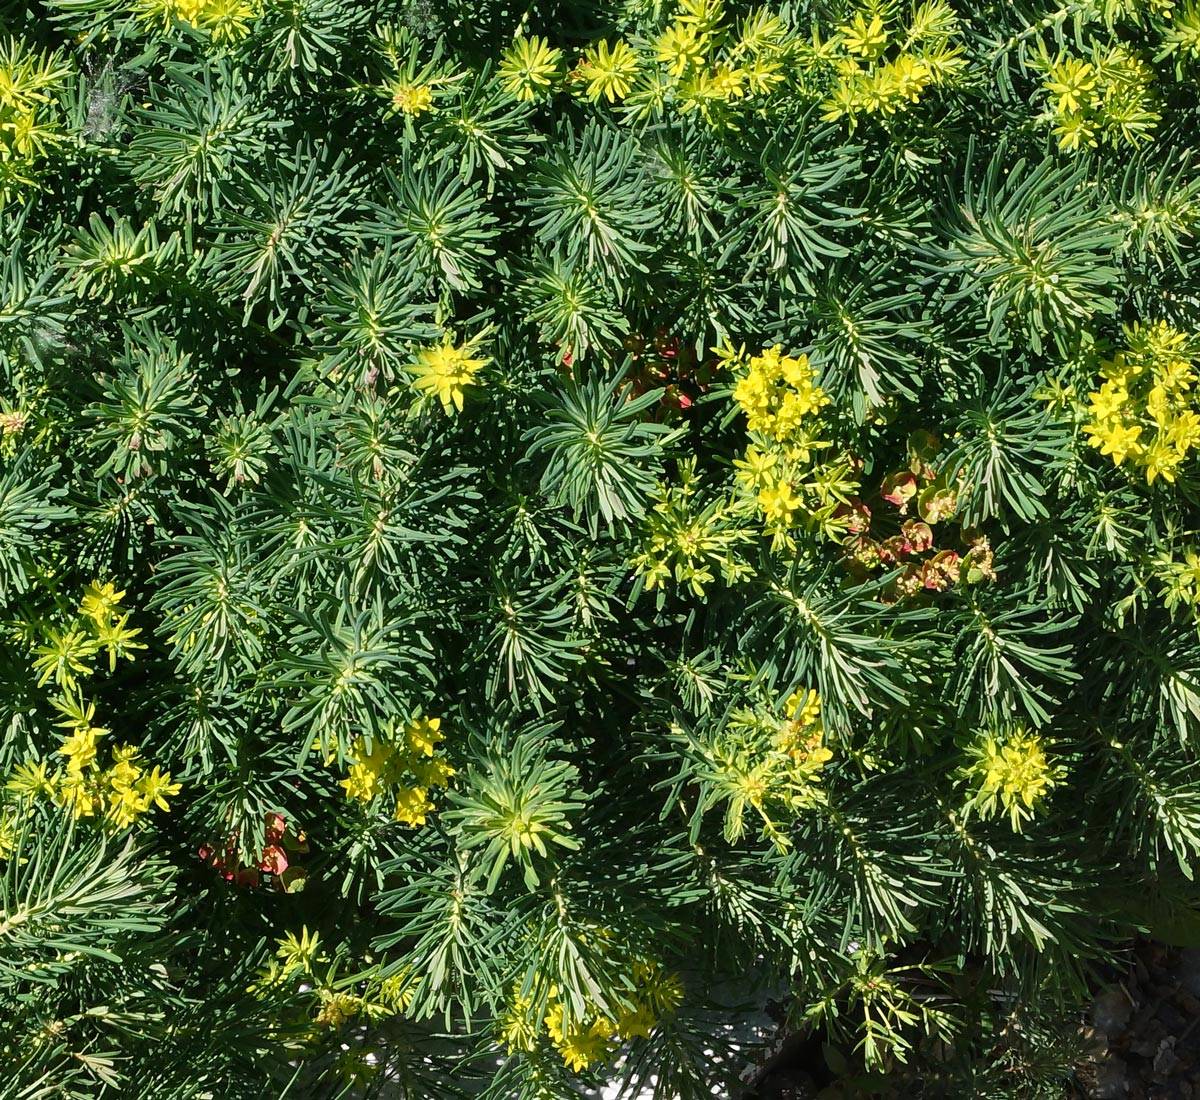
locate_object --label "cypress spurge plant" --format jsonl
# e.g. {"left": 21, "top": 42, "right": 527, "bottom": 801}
{"left": 1, "top": 0, "right": 1200, "bottom": 1097}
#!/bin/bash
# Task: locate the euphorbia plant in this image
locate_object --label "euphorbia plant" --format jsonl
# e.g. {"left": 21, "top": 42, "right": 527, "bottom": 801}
{"left": 1, "top": 1, "right": 1200, "bottom": 1098}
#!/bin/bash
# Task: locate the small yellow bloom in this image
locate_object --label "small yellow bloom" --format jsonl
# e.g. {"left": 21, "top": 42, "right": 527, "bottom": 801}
{"left": 880, "top": 55, "right": 934, "bottom": 105}
{"left": 409, "top": 338, "right": 489, "bottom": 414}
{"left": 965, "top": 728, "right": 1059, "bottom": 831}
{"left": 1156, "top": 356, "right": 1195, "bottom": 393}
{"left": 59, "top": 726, "right": 100, "bottom": 774}
{"left": 378, "top": 969, "right": 419, "bottom": 1013}
{"left": 746, "top": 54, "right": 785, "bottom": 95}
{"left": 1083, "top": 419, "right": 1143, "bottom": 464}
{"left": 1054, "top": 111, "right": 1098, "bottom": 151}
{"left": 1086, "top": 380, "right": 1130, "bottom": 421}
{"left": 640, "top": 965, "right": 684, "bottom": 1015}
{"left": 387, "top": 82, "right": 434, "bottom": 116}
{"left": 1140, "top": 438, "right": 1184, "bottom": 484}
{"left": 79, "top": 581, "right": 125, "bottom": 623}
{"left": 544, "top": 1001, "right": 614, "bottom": 1071}
{"left": 733, "top": 444, "right": 778, "bottom": 490}
{"left": 277, "top": 926, "right": 322, "bottom": 973}
{"left": 393, "top": 785, "right": 434, "bottom": 826}
{"left": 786, "top": 688, "right": 821, "bottom": 728}
{"left": 1167, "top": 410, "right": 1200, "bottom": 454}
{"left": 106, "top": 782, "right": 150, "bottom": 829}
{"left": 95, "top": 612, "right": 147, "bottom": 671}
{"left": 707, "top": 64, "right": 747, "bottom": 101}
{"left": 315, "top": 990, "right": 362, "bottom": 1027}
{"left": 412, "top": 756, "right": 455, "bottom": 789}
{"left": 57, "top": 772, "right": 98, "bottom": 819}
{"left": 404, "top": 715, "right": 443, "bottom": 757}
{"left": 757, "top": 479, "right": 800, "bottom": 525}
{"left": 340, "top": 735, "right": 396, "bottom": 802}
{"left": 1099, "top": 351, "right": 1141, "bottom": 384}
{"left": 136, "top": 765, "right": 181, "bottom": 812}
{"left": 340, "top": 762, "right": 379, "bottom": 803}
{"left": 106, "top": 744, "right": 144, "bottom": 794}
{"left": 132, "top": 0, "right": 259, "bottom": 39}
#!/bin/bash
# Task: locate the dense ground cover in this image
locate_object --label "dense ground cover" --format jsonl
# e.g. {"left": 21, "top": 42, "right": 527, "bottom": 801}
{"left": 2, "top": 0, "right": 1200, "bottom": 1097}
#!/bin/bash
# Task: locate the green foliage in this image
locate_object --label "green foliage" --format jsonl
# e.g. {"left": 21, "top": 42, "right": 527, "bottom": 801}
{"left": 1, "top": 0, "right": 1200, "bottom": 1097}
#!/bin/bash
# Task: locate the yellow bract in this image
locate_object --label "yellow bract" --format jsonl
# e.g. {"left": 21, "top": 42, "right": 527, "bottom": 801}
{"left": 498, "top": 35, "right": 563, "bottom": 101}
{"left": 409, "top": 338, "right": 489, "bottom": 415}
{"left": 732, "top": 346, "right": 830, "bottom": 440}
{"left": 544, "top": 1001, "right": 614, "bottom": 1072}
{"left": 655, "top": 23, "right": 707, "bottom": 76}
{"left": 132, "top": 0, "right": 260, "bottom": 40}
{"left": 839, "top": 11, "right": 888, "bottom": 58}
{"left": 1042, "top": 46, "right": 1159, "bottom": 151}
{"left": 1080, "top": 321, "right": 1200, "bottom": 484}
{"left": 818, "top": 1, "right": 964, "bottom": 127}
{"left": 387, "top": 81, "right": 434, "bottom": 116}
{"left": 579, "top": 39, "right": 640, "bottom": 103}
{"left": 728, "top": 347, "right": 858, "bottom": 550}
{"left": 337, "top": 717, "right": 452, "bottom": 828}
{"left": 1044, "top": 57, "right": 1096, "bottom": 114}
{"left": 507, "top": 959, "right": 683, "bottom": 1070}
{"left": 701, "top": 688, "right": 834, "bottom": 849}
{"left": 10, "top": 698, "right": 183, "bottom": 829}
{"left": 964, "top": 728, "right": 1059, "bottom": 832}
{"left": 392, "top": 785, "right": 434, "bottom": 826}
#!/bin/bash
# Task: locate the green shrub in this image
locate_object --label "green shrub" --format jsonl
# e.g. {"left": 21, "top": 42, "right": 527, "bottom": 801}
{"left": 1, "top": 0, "right": 1199, "bottom": 1097}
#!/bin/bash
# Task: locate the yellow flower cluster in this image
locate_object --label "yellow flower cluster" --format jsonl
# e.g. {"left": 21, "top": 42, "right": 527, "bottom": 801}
{"left": 544, "top": 1000, "right": 615, "bottom": 1072}
{"left": 253, "top": 928, "right": 418, "bottom": 1036}
{"left": 339, "top": 716, "right": 453, "bottom": 827}
{"left": 500, "top": 963, "right": 684, "bottom": 1071}
{"left": 409, "top": 336, "right": 490, "bottom": 415}
{"left": 732, "top": 346, "right": 830, "bottom": 440}
{"left": 1041, "top": 47, "right": 1160, "bottom": 151}
{"left": 1081, "top": 321, "right": 1200, "bottom": 484}
{"left": 386, "top": 81, "right": 434, "bottom": 116}
{"left": 963, "top": 727, "right": 1060, "bottom": 832}
{"left": 729, "top": 347, "right": 858, "bottom": 550}
{"left": 131, "top": 0, "right": 260, "bottom": 42}
{"left": 705, "top": 688, "right": 834, "bottom": 850}
{"left": 818, "top": 0, "right": 967, "bottom": 128}
{"left": 659, "top": 2, "right": 790, "bottom": 124}
{"left": 6, "top": 694, "right": 180, "bottom": 829}
{"left": 499, "top": 2, "right": 790, "bottom": 126}
{"left": 31, "top": 582, "right": 147, "bottom": 692}
{"left": 734, "top": 440, "right": 859, "bottom": 548}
